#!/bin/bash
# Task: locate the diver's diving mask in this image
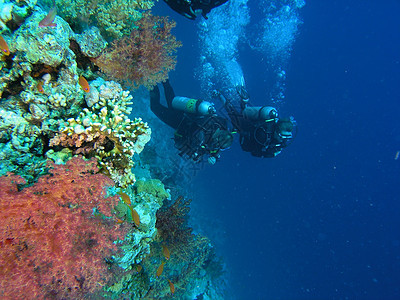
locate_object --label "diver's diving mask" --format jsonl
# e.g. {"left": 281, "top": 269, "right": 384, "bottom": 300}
{"left": 278, "top": 131, "right": 293, "bottom": 140}
{"left": 277, "top": 116, "right": 297, "bottom": 142}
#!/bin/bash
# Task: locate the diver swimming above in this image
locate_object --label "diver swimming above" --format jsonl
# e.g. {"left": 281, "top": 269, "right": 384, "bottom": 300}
{"left": 216, "top": 85, "right": 296, "bottom": 158}
{"left": 163, "top": 0, "right": 228, "bottom": 20}
{"left": 149, "top": 80, "right": 233, "bottom": 164}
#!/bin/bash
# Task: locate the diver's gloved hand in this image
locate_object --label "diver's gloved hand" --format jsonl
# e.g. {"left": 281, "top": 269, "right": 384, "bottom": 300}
{"left": 236, "top": 85, "right": 249, "bottom": 102}
{"left": 212, "top": 90, "right": 228, "bottom": 105}
{"left": 208, "top": 156, "right": 217, "bottom": 165}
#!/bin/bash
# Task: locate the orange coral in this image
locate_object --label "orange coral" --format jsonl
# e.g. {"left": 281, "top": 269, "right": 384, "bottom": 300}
{"left": 49, "top": 130, "right": 109, "bottom": 155}
{"left": 92, "top": 12, "right": 182, "bottom": 89}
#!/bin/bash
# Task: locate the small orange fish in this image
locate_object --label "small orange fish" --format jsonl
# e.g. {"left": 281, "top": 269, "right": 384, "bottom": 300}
{"left": 156, "top": 261, "right": 165, "bottom": 277}
{"left": 115, "top": 218, "right": 124, "bottom": 224}
{"left": 136, "top": 264, "right": 142, "bottom": 273}
{"left": 0, "top": 35, "right": 10, "bottom": 56}
{"left": 167, "top": 279, "right": 175, "bottom": 294}
{"left": 119, "top": 192, "right": 131, "bottom": 206}
{"left": 37, "top": 81, "right": 44, "bottom": 93}
{"left": 78, "top": 75, "right": 90, "bottom": 92}
{"left": 162, "top": 245, "right": 170, "bottom": 260}
{"left": 39, "top": 0, "right": 57, "bottom": 27}
{"left": 131, "top": 207, "right": 140, "bottom": 227}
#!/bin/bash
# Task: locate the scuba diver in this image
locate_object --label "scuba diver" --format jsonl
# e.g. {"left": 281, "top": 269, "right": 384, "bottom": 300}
{"left": 216, "top": 86, "right": 296, "bottom": 158}
{"left": 150, "top": 80, "right": 233, "bottom": 164}
{"left": 163, "top": 0, "right": 228, "bottom": 20}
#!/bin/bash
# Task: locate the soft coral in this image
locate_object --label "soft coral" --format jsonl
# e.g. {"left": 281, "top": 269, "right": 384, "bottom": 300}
{"left": 0, "top": 157, "right": 127, "bottom": 299}
{"left": 92, "top": 12, "right": 181, "bottom": 89}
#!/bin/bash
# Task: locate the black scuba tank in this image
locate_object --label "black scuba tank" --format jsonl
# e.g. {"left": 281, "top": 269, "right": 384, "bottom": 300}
{"left": 242, "top": 106, "right": 278, "bottom": 121}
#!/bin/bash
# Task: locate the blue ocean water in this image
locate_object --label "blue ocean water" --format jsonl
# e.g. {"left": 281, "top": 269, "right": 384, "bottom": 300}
{"left": 155, "top": 0, "right": 400, "bottom": 299}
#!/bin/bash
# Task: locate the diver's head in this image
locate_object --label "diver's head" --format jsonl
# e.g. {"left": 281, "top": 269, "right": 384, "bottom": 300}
{"left": 210, "top": 128, "right": 234, "bottom": 150}
{"left": 275, "top": 117, "right": 295, "bottom": 141}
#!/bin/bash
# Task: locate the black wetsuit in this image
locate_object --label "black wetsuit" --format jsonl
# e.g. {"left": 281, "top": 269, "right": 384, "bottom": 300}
{"left": 163, "top": 0, "right": 228, "bottom": 20}
{"left": 150, "top": 81, "right": 229, "bottom": 162}
{"left": 150, "top": 80, "right": 183, "bottom": 129}
{"left": 223, "top": 98, "right": 287, "bottom": 158}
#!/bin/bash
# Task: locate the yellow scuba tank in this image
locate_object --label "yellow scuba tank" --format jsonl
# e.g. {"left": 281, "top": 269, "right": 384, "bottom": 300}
{"left": 172, "top": 96, "right": 216, "bottom": 115}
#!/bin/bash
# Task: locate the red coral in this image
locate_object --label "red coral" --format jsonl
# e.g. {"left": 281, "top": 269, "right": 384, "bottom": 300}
{"left": 0, "top": 157, "right": 126, "bottom": 299}
{"left": 92, "top": 12, "right": 182, "bottom": 89}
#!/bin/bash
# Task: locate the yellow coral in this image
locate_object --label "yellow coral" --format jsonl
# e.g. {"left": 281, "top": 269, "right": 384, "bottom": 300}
{"left": 50, "top": 113, "right": 151, "bottom": 187}
{"left": 135, "top": 179, "right": 170, "bottom": 204}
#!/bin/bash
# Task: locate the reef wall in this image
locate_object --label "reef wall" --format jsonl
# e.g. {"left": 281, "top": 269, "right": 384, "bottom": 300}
{"left": 0, "top": 1, "right": 226, "bottom": 298}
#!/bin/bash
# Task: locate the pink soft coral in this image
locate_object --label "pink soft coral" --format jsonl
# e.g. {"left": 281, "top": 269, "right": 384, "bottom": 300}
{"left": 0, "top": 157, "right": 126, "bottom": 299}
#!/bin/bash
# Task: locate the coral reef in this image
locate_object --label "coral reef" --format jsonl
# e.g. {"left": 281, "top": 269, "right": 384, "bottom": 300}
{"left": 104, "top": 178, "right": 171, "bottom": 298}
{"left": 148, "top": 195, "right": 226, "bottom": 299}
{"left": 136, "top": 178, "right": 171, "bottom": 202}
{"left": 0, "top": 156, "right": 127, "bottom": 298}
{"left": 113, "top": 179, "right": 171, "bottom": 270}
{"left": 12, "top": 10, "right": 75, "bottom": 66}
{"left": 156, "top": 196, "right": 193, "bottom": 247}
{"left": 0, "top": 1, "right": 228, "bottom": 298}
{"left": 0, "top": 0, "right": 37, "bottom": 32}
{"left": 0, "top": 8, "right": 85, "bottom": 181}
{"left": 73, "top": 26, "right": 108, "bottom": 58}
{"left": 92, "top": 12, "right": 182, "bottom": 89}
{"left": 49, "top": 0, "right": 155, "bottom": 39}
{"left": 104, "top": 195, "right": 227, "bottom": 299}
{"left": 49, "top": 79, "right": 151, "bottom": 187}
{"left": 0, "top": 104, "right": 48, "bottom": 182}
{"left": 0, "top": 8, "right": 151, "bottom": 185}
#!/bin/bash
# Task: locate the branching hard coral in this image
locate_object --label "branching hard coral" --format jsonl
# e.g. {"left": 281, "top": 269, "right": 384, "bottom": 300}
{"left": 49, "top": 80, "right": 151, "bottom": 187}
{"left": 92, "top": 12, "right": 182, "bottom": 89}
{"left": 0, "top": 156, "right": 127, "bottom": 299}
{"left": 51, "top": 0, "right": 155, "bottom": 38}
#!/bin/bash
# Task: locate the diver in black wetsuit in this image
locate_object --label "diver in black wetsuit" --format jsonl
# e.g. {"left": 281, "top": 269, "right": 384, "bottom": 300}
{"left": 163, "top": 0, "right": 228, "bottom": 20}
{"left": 217, "top": 86, "right": 296, "bottom": 158}
{"left": 150, "top": 80, "right": 233, "bottom": 164}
